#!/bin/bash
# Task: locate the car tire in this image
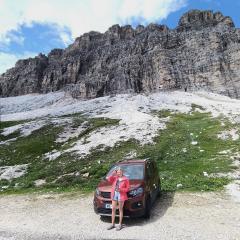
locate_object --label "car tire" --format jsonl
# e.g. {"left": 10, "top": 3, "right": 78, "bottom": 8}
{"left": 143, "top": 196, "right": 151, "bottom": 219}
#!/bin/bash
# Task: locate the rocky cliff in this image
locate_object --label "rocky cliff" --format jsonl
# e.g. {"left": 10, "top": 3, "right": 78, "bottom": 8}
{"left": 1, "top": 10, "right": 240, "bottom": 99}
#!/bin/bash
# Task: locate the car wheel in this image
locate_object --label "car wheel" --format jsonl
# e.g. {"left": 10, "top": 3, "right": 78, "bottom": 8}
{"left": 143, "top": 196, "right": 151, "bottom": 219}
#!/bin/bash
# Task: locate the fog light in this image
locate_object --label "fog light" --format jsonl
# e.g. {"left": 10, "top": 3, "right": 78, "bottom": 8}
{"left": 132, "top": 201, "right": 143, "bottom": 209}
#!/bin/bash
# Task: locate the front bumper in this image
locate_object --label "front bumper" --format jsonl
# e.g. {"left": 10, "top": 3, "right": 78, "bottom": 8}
{"left": 93, "top": 194, "right": 145, "bottom": 218}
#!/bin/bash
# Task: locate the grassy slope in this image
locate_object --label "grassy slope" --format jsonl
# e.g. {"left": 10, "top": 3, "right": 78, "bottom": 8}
{"left": 140, "top": 111, "right": 238, "bottom": 191}
{"left": 0, "top": 119, "right": 30, "bottom": 141}
{"left": 0, "top": 108, "right": 239, "bottom": 194}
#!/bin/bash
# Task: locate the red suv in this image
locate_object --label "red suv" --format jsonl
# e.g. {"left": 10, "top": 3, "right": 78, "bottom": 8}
{"left": 93, "top": 158, "right": 161, "bottom": 218}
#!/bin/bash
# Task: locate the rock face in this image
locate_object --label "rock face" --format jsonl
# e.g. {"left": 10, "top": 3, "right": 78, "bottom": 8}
{"left": 1, "top": 10, "right": 240, "bottom": 99}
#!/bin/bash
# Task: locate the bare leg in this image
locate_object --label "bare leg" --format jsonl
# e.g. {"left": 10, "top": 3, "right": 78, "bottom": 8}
{"left": 118, "top": 200, "right": 125, "bottom": 225}
{"left": 111, "top": 200, "right": 117, "bottom": 225}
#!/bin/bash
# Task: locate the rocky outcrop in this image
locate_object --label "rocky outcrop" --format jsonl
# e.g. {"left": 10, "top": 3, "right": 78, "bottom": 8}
{"left": 1, "top": 9, "right": 240, "bottom": 99}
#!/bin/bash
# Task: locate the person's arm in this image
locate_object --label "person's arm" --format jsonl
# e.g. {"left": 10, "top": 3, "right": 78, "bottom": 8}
{"left": 119, "top": 178, "right": 130, "bottom": 193}
{"left": 106, "top": 170, "right": 117, "bottom": 184}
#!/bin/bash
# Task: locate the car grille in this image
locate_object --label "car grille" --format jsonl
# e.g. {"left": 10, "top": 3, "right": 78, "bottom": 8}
{"left": 97, "top": 208, "right": 131, "bottom": 217}
{"left": 98, "top": 208, "right": 113, "bottom": 214}
{"left": 101, "top": 191, "right": 111, "bottom": 199}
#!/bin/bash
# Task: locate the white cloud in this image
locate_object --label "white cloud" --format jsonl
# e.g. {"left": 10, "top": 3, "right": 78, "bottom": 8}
{"left": 0, "top": 0, "right": 187, "bottom": 41}
{"left": 0, "top": 32, "right": 25, "bottom": 49}
{"left": 118, "top": 0, "right": 186, "bottom": 24}
{"left": 0, "top": 52, "right": 36, "bottom": 74}
{"left": 0, "top": 0, "right": 187, "bottom": 73}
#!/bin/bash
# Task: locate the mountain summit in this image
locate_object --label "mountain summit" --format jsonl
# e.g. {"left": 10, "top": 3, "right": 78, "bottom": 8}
{"left": 0, "top": 10, "right": 239, "bottom": 99}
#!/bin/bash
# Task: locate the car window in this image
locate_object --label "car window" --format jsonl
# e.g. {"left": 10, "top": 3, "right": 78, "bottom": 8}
{"left": 106, "top": 164, "right": 144, "bottom": 180}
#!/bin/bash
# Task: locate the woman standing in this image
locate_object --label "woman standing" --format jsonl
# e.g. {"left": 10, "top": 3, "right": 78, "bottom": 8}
{"left": 106, "top": 166, "right": 130, "bottom": 231}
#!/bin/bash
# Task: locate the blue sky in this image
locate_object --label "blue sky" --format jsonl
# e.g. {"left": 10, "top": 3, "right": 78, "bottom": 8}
{"left": 161, "top": 0, "right": 240, "bottom": 28}
{"left": 0, "top": 0, "right": 239, "bottom": 74}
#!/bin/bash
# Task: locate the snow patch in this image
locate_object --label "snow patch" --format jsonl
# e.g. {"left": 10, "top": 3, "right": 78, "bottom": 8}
{"left": 0, "top": 91, "right": 66, "bottom": 115}
{"left": 0, "top": 164, "right": 28, "bottom": 180}
{"left": 219, "top": 149, "right": 232, "bottom": 154}
{"left": 203, "top": 171, "right": 209, "bottom": 177}
{"left": 55, "top": 121, "right": 88, "bottom": 143}
{"left": 182, "top": 148, "right": 187, "bottom": 153}
{"left": 1, "top": 90, "right": 240, "bottom": 123}
{"left": 191, "top": 141, "right": 198, "bottom": 145}
{"left": 125, "top": 150, "right": 137, "bottom": 159}
{"left": 1, "top": 120, "right": 46, "bottom": 137}
{"left": 0, "top": 137, "right": 18, "bottom": 145}
{"left": 34, "top": 179, "right": 46, "bottom": 187}
{"left": 1, "top": 90, "right": 240, "bottom": 158}
{"left": 65, "top": 118, "right": 166, "bottom": 157}
{"left": 0, "top": 117, "right": 72, "bottom": 145}
{"left": 43, "top": 150, "right": 62, "bottom": 161}
{"left": 217, "top": 129, "right": 239, "bottom": 141}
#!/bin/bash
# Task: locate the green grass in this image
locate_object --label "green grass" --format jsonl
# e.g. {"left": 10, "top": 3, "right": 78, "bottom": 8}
{"left": 191, "top": 103, "right": 206, "bottom": 111}
{"left": 0, "top": 123, "right": 65, "bottom": 166}
{"left": 0, "top": 116, "right": 121, "bottom": 193}
{"left": 0, "top": 119, "right": 30, "bottom": 130}
{"left": 61, "top": 117, "right": 120, "bottom": 150}
{"left": 0, "top": 119, "right": 30, "bottom": 141}
{"left": 0, "top": 110, "right": 239, "bottom": 194}
{"left": 58, "top": 112, "right": 84, "bottom": 118}
{"left": 0, "top": 129, "right": 21, "bottom": 141}
{"left": 138, "top": 111, "right": 239, "bottom": 191}
{"left": 152, "top": 109, "right": 173, "bottom": 118}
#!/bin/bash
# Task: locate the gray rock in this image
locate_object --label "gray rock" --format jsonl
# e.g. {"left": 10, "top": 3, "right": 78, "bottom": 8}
{"left": 0, "top": 10, "right": 240, "bottom": 99}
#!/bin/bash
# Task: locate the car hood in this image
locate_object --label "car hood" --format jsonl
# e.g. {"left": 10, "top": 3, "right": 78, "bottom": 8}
{"left": 97, "top": 179, "right": 143, "bottom": 192}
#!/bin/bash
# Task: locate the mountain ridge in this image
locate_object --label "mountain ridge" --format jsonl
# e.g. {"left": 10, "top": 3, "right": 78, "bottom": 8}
{"left": 1, "top": 9, "right": 240, "bottom": 98}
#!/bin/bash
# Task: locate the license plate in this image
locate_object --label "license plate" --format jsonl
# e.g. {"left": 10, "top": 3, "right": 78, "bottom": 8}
{"left": 105, "top": 203, "right": 112, "bottom": 209}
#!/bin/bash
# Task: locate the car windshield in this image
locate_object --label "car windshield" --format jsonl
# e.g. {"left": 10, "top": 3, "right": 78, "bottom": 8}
{"left": 106, "top": 164, "right": 144, "bottom": 180}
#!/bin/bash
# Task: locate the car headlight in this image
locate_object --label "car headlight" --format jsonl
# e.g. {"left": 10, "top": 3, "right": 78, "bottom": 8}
{"left": 95, "top": 188, "right": 100, "bottom": 196}
{"left": 128, "top": 187, "right": 143, "bottom": 197}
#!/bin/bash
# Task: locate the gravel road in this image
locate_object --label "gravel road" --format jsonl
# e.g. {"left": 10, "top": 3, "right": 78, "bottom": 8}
{"left": 0, "top": 190, "right": 239, "bottom": 240}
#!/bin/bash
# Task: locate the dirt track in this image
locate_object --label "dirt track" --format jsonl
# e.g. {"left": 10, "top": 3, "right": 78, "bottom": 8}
{"left": 0, "top": 190, "right": 240, "bottom": 240}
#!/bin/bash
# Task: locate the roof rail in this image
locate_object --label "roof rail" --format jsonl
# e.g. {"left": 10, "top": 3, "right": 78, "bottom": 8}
{"left": 117, "top": 158, "right": 150, "bottom": 163}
